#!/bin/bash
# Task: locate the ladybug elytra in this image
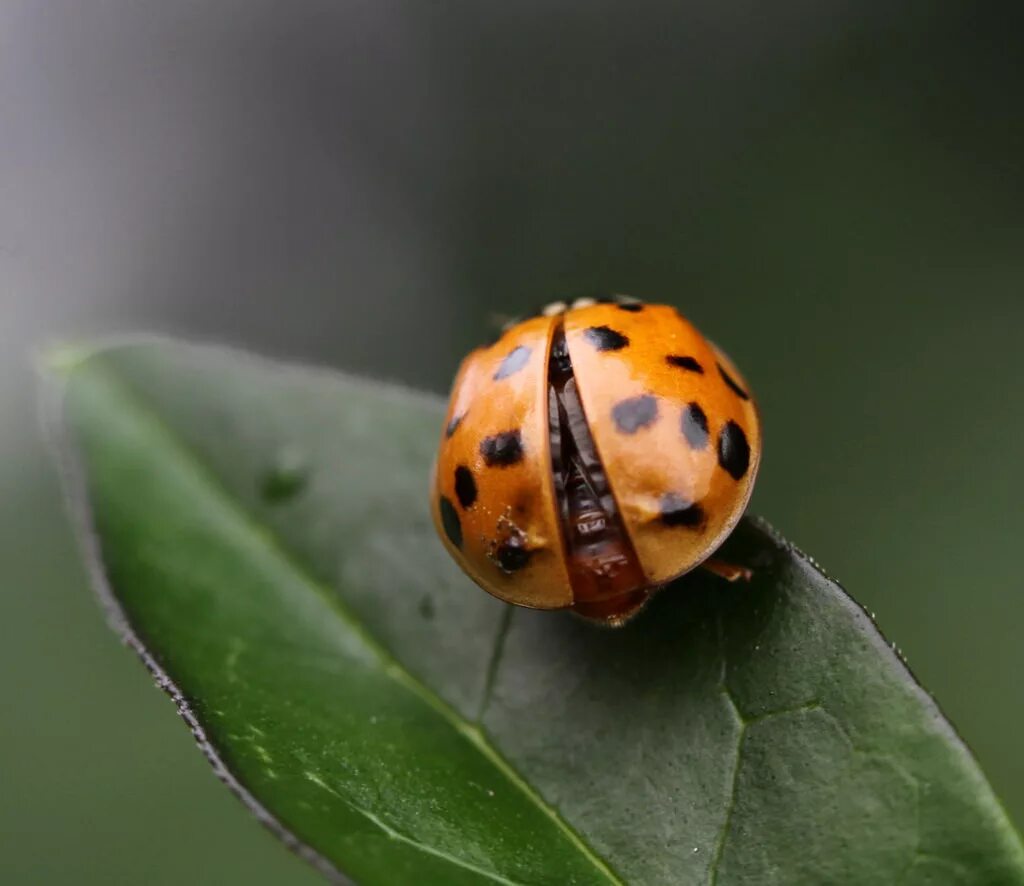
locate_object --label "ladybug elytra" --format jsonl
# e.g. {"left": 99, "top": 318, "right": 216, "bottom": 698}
{"left": 431, "top": 296, "right": 762, "bottom": 626}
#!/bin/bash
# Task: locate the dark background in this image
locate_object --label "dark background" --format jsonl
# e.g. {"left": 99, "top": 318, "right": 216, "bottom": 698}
{"left": 2, "top": 2, "right": 1022, "bottom": 882}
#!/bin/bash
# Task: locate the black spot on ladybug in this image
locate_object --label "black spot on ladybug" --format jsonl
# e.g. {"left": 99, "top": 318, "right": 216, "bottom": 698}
{"left": 584, "top": 325, "right": 630, "bottom": 351}
{"left": 439, "top": 497, "right": 463, "bottom": 549}
{"left": 454, "top": 466, "right": 477, "bottom": 509}
{"left": 612, "top": 395, "right": 659, "bottom": 434}
{"left": 495, "top": 537, "right": 532, "bottom": 573}
{"left": 493, "top": 345, "right": 532, "bottom": 380}
{"left": 445, "top": 413, "right": 464, "bottom": 438}
{"left": 481, "top": 430, "right": 524, "bottom": 466}
{"left": 666, "top": 355, "right": 704, "bottom": 374}
{"left": 681, "top": 402, "right": 710, "bottom": 450}
{"left": 617, "top": 302, "right": 644, "bottom": 313}
{"left": 718, "top": 420, "right": 751, "bottom": 480}
{"left": 659, "top": 493, "right": 705, "bottom": 528}
{"left": 718, "top": 362, "right": 750, "bottom": 401}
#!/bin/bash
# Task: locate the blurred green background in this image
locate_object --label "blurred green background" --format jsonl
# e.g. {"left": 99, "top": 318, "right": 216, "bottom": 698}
{"left": 2, "top": 2, "right": 1022, "bottom": 882}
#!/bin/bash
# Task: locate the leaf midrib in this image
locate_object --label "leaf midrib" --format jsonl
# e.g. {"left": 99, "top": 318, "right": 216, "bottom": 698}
{"left": 80, "top": 362, "right": 625, "bottom": 886}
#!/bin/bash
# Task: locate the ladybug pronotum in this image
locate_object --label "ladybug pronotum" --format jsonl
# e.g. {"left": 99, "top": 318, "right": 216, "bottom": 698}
{"left": 431, "top": 296, "right": 762, "bottom": 626}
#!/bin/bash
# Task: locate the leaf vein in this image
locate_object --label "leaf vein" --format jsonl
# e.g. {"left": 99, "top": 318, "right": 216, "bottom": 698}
{"left": 304, "top": 772, "right": 527, "bottom": 886}
{"left": 477, "top": 604, "right": 515, "bottom": 722}
{"left": 708, "top": 685, "right": 745, "bottom": 886}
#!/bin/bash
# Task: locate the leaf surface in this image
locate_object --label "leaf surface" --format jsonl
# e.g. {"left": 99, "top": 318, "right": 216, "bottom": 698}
{"left": 52, "top": 341, "right": 1024, "bottom": 885}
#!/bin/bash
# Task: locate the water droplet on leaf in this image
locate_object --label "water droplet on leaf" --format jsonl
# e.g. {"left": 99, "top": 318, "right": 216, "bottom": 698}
{"left": 260, "top": 446, "right": 309, "bottom": 504}
{"left": 419, "top": 595, "right": 436, "bottom": 620}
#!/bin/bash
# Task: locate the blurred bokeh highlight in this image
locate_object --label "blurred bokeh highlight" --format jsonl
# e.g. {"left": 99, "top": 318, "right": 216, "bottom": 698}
{"left": 2, "top": 2, "right": 1022, "bottom": 882}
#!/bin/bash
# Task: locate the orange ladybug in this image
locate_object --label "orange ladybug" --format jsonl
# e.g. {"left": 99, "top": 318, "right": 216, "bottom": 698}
{"left": 431, "top": 295, "right": 762, "bottom": 626}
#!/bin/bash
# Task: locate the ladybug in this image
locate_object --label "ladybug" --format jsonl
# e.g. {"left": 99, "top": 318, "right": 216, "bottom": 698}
{"left": 431, "top": 295, "right": 762, "bottom": 626}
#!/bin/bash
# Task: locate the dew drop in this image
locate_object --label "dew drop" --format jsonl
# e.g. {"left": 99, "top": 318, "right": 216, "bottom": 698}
{"left": 260, "top": 445, "right": 309, "bottom": 504}
{"left": 419, "top": 595, "right": 436, "bottom": 620}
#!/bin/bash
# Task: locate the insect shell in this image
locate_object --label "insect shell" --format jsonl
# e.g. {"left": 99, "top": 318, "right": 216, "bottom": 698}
{"left": 431, "top": 296, "right": 762, "bottom": 627}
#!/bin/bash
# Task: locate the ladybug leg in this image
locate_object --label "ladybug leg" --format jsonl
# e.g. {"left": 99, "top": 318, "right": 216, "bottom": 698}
{"left": 701, "top": 559, "right": 753, "bottom": 583}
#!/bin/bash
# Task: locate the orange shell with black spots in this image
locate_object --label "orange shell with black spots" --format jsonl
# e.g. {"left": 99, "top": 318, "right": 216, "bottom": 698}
{"left": 431, "top": 298, "right": 762, "bottom": 625}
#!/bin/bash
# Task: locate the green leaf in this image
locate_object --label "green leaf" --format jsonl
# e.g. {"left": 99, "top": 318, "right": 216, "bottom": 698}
{"left": 50, "top": 340, "right": 1024, "bottom": 885}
